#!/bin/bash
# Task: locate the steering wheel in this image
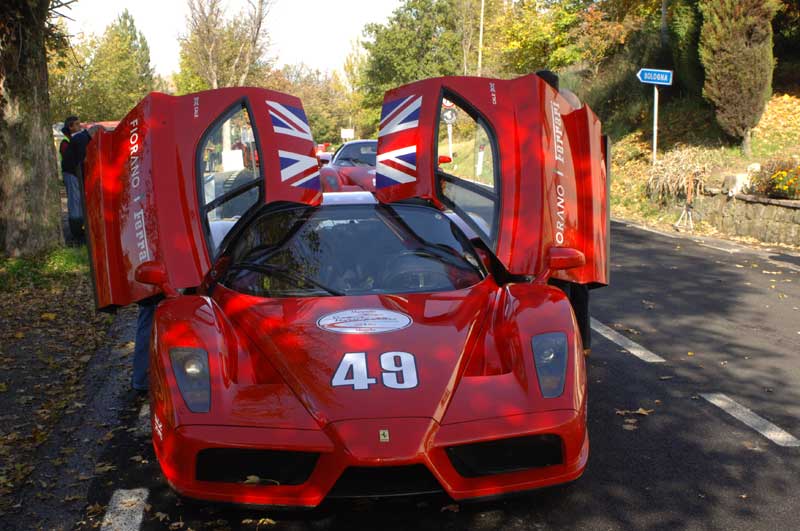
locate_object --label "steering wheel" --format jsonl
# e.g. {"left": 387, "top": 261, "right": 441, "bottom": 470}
{"left": 380, "top": 250, "right": 453, "bottom": 291}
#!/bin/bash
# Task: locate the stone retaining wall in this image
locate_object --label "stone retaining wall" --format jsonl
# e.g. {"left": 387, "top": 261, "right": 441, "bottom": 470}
{"left": 693, "top": 191, "right": 800, "bottom": 245}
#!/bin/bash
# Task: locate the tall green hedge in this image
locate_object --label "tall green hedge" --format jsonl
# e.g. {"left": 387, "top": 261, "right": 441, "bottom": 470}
{"left": 698, "top": 0, "right": 780, "bottom": 156}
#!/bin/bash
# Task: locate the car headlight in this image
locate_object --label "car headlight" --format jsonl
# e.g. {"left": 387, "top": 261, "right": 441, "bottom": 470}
{"left": 532, "top": 332, "right": 568, "bottom": 398}
{"left": 169, "top": 347, "right": 210, "bottom": 413}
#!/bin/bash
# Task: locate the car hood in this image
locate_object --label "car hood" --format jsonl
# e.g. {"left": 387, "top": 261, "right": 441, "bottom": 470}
{"left": 216, "top": 280, "right": 496, "bottom": 425}
{"left": 333, "top": 165, "right": 376, "bottom": 191}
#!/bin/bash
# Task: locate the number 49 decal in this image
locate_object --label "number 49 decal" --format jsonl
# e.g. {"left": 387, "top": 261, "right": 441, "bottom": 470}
{"left": 332, "top": 352, "right": 418, "bottom": 390}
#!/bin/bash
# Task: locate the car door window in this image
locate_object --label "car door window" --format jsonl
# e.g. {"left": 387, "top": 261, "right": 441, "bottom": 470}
{"left": 435, "top": 96, "right": 499, "bottom": 244}
{"left": 199, "top": 103, "right": 262, "bottom": 255}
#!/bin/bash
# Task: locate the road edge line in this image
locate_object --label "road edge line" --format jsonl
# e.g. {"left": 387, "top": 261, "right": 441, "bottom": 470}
{"left": 100, "top": 488, "right": 149, "bottom": 531}
{"left": 590, "top": 318, "right": 666, "bottom": 363}
{"left": 701, "top": 393, "right": 800, "bottom": 448}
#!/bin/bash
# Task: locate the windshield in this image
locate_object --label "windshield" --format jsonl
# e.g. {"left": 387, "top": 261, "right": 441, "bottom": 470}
{"left": 333, "top": 142, "right": 377, "bottom": 167}
{"left": 222, "top": 204, "right": 485, "bottom": 297}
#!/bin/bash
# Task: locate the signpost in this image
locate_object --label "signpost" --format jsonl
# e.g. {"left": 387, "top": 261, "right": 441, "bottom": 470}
{"left": 636, "top": 68, "right": 673, "bottom": 164}
{"left": 442, "top": 100, "right": 457, "bottom": 159}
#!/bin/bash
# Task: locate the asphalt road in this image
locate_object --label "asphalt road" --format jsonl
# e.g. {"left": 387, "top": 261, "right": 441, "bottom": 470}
{"left": 7, "top": 221, "right": 800, "bottom": 531}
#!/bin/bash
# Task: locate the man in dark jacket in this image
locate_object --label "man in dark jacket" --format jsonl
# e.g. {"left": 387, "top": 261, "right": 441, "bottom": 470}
{"left": 60, "top": 116, "right": 99, "bottom": 242}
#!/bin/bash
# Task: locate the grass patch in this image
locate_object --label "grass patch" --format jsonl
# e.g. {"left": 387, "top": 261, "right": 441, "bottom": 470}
{"left": 0, "top": 246, "right": 89, "bottom": 292}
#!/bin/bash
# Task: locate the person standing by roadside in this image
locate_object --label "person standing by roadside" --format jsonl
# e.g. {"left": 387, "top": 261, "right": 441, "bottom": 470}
{"left": 59, "top": 116, "right": 85, "bottom": 241}
{"left": 59, "top": 116, "right": 101, "bottom": 242}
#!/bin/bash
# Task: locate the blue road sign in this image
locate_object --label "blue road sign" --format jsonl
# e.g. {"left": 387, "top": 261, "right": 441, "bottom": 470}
{"left": 637, "top": 68, "right": 673, "bottom": 86}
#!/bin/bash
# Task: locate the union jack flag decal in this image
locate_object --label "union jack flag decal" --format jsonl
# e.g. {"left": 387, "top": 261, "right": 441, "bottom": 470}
{"left": 278, "top": 150, "right": 319, "bottom": 189}
{"left": 378, "top": 95, "right": 422, "bottom": 138}
{"left": 267, "top": 100, "right": 313, "bottom": 141}
{"left": 376, "top": 146, "right": 417, "bottom": 188}
{"left": 376, "top": 95, "right": 422, "bottom": 189}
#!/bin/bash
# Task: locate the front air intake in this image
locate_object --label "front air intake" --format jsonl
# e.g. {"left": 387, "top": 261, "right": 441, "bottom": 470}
{"left": 446, "top": 434, "right": 563, "bottom": 477}
{"left": 196, "top": 448, "right": 318, "bottom": 485}
{"left": 327, "top": 465, "right": 443, "bottom": 498}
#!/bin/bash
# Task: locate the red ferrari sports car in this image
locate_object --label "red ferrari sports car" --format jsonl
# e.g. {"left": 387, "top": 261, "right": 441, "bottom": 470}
{"left": 319, "top": 140, "right": 378, "bottom": 192}
{"left": 84, "top": 74, "right": 609, "bottom": 507}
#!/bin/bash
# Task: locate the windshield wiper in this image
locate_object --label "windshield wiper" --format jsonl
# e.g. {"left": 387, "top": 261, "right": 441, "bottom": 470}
{"left": 406, "top": 243, "right": 478, "bottom": 272}
{"left": 227, "top": 262, "right": 344, "bottom": 296}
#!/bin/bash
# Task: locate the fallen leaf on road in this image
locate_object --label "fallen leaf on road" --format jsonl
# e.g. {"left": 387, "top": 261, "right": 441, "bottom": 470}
{"left": 739, "top": 494, "right": 748, "bottom": 500}
{"left": 40, "top": 313, "right": 57, "bottom": 321}
{"left": 659, "top": 376, "right": 673, "bottom": 380}
{"left": 761, "top": 270, "right": 782, "bottom": 275}
{"left": 94, "top": 463, "right": 115, "bottom": 474}
{"left": 642, "top": 300, "right": 656, "bottom": 310}
{"left": 120, "top": 498, "right": 140, "bottom": 508}
{"left": 168, "top": 520, "right": 184, "bottom": 530}
{"left": 243, "top": 475, "right": 261, "bottom": 484}
{"left": 635, "top": 408, "right": 654, "bottom": 416}
{"left": 441, "top": 503, "right": 460, "bottom": 513}
{"left": 654, "top": 399, "right": 662, "bottom": 405}
{"left": 687, "top": 351, "right": 695, "bottom": 357}
{"left": 622, "top": 424, "right": 638, "bottom": 431}
{"left": 612, "top": 323, "right": 641, "bottom": 335}
{"left": 734, "top": 264, "right": 744, "bottom": 268}
{"left": 624, "top": 418, "right": 638, "bottom": 425}
{"left": 86, "top": 503, "right": 104, "bottom": 515}
{"left": 154, "top": 512, "right": 169, "bottom": 522}
{"left": 13, "top": 332, "right": 24, "bottom": 339}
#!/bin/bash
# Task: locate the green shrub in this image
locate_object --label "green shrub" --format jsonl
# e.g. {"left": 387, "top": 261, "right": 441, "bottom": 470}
{"left": 698, "top": 0, "right": 781, "bottom": 156}
{"left": 669, "top": 0, "right": 704, "bottom": 98}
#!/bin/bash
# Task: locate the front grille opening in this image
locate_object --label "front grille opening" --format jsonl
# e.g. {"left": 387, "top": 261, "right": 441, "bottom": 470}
{"left": 327, "top": 465, "right": 443, "bottom": 498}
{"left": 446, "top": 434, "right": 563, "bottom": 478}
{"left": 196, "top": 448, "right": 318, "bottom": 486}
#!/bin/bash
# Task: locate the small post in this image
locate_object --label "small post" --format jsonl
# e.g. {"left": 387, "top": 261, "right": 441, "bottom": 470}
{"left": 652, "top": 85, "right": 659, "bottom": 164}
{"left": 447, "top": 123, "right": 453, "bottom": 160}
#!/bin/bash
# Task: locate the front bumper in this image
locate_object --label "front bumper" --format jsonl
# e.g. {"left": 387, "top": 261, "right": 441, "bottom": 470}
{"left": 153, "top": 408, "right": 588, "bottom": 507}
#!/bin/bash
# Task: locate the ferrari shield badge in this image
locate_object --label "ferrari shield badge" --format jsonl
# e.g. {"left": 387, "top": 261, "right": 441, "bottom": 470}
{"left": 379, "top": 429, "right": 390, "bottom": 443}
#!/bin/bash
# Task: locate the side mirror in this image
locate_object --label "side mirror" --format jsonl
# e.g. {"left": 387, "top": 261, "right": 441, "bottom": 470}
{"left": 438, "top": 155, "right": 452, "bottom": 165}
{"left": 548, "top": 247, "right": 585, "bottom": 271}
{"left": 135, "top": 261, "right": 178, "bottom": 298}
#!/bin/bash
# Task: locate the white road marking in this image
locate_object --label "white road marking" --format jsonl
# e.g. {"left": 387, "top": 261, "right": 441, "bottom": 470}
{"left": 695, "top": 241, "right": 738, "bottom": 254}
{"left": 590, "top": 318, "right": 666, "bottom": 363}
{"left": 701, "top": 393, "right": 800, "bottom": 447}
{"left": 101, "top": 488, "right": 149, "bottom": 531}
{"left": 137, "top": 403, "right": 151, "bottom": 437}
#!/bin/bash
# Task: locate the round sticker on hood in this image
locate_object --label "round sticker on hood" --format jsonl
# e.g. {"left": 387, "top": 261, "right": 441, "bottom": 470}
{"left": 317, "top": 309, "right": 412, "bottom": 334}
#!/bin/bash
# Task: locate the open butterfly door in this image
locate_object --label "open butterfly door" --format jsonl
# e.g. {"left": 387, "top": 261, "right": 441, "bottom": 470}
{"left": 374, "top": 74, "right": 609, "bottom": 285}
{"left": 84, "top": 88, "right": 321, "bottom": 310}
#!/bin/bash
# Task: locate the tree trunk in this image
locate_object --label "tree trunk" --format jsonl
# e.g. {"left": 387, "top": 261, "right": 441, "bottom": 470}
{"left": 742, "top": 128, "right": 752, "bottom": 158}
{"left": 661, "top": 0, "right": 669, "bottom": 49}
{"left": 0, "top": 0, "right": 63, "bottom": 256}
